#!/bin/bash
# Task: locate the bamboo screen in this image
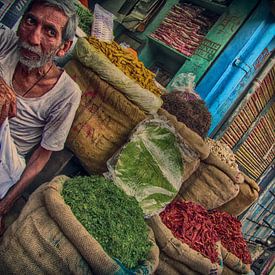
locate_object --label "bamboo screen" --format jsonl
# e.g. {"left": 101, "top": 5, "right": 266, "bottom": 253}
{"left": 220, "top": 65, "right": 274, "bottom": 180}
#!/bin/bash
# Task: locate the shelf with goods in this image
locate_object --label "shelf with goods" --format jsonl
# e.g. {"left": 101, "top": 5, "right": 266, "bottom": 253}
{"left": 92, "top": 0, "right": 260, "bottom": 89}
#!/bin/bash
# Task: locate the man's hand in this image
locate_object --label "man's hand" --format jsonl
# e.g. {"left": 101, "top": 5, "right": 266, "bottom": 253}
{"left": 0, "top": 100, "right": 17, "bottom": 125}
{"left": 0, "top": 146, "right": 52, "bottom": 235}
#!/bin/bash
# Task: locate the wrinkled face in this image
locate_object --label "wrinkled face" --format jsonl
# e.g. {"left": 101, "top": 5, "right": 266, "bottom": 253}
{"left": 17, "top": 3, "right": 69, "bottom": 70}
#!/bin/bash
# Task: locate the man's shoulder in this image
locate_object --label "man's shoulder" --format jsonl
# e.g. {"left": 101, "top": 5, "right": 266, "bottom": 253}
{"left": 0, "top": 26, "right": 18, "bottom": 53}
{"left": 57, "top": 70, "right": 82, "bottom": 102}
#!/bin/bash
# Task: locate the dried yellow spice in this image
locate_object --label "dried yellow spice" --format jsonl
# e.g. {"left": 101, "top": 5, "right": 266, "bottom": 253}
{"left": 87, "top": 36, "right": 162, "bottom": 96}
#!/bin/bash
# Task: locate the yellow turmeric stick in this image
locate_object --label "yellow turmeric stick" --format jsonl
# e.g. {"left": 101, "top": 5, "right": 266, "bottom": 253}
{"left": 87, "top": 36, "right": 162, "bottom": 96}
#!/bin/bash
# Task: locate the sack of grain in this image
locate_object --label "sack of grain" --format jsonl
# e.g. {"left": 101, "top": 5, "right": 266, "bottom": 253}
{"left": 206, "top": 138, "right": 239, "bottom": 171}
{"left": 107, "top": 118, "right": 199, "bottom": 216}
{"left": 178, "top": 162, "right": 240, "bottom": 210}
{"left": 148, "top": 213, "right": 223, "bottom": 275}
{"left": 65, "top": 59, "right": 147, "bottom": 173}
{"left": 216, "top": 173, "right": 260, "bottom": 216}
{"left": 0, "top": 176, "right": 159, "bottom": 275}
{"left": 179, "top": 153, "right": 242, "bottom": 210}
{"left": 74, "top": 37, "right": 162, "bottom": 114}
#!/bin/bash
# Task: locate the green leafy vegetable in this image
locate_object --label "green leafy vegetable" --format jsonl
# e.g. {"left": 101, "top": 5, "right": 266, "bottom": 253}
{"left": 109, "top": 121, "right": 184, "bottom": 216}
{"left": 62, "top": 176, "right": 151, "bottom": 269}
{"left": 74, "top": 0, "right": 93, "bottom": 35}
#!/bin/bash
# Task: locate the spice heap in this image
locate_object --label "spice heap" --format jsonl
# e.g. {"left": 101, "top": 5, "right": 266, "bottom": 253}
{"left": 160, "top": 200, "right": 219, "bottom": 263}
{"left": 151, "top": 2, "right": 218, "bottom": 56}
{"left": 162, "top": 91, "right": 211, "bottom": 139}
{"left": 209, "top": 210, "right": 252, "bottom": 264}
{"left": 62, "top": 176, "right": 151, "bottom": 269}
{"left": 206, "top": 138, "right": 239, "bottom": 170}
{"left": 0, "top": 77, "right": 16, "bottom": 113}
{"left": 87, "top": 36, "right": 162, "bottom": 96}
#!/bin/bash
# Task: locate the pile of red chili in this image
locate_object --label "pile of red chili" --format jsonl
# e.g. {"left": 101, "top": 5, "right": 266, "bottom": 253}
{"left": 209, "top": 210, "right": 252, "bottom": 264}
{"left": 160, "top": 200, "right": 219, "bottom": 263}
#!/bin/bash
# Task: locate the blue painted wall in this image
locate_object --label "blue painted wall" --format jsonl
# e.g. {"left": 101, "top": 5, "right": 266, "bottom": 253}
{"left": 196, "top": 0, "right": 275, "bottom": 136}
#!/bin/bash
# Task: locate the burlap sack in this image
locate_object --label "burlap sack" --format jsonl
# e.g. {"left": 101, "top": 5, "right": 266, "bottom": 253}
{"left": 156, "top": 259, "right": 180, "bottom": 275}
{"left": 222, "top": 266, "right": 240, "bottom": 275}
{"left": 179, "top": 156, "right": 241, "bottom": 210}
{"left": 159, "top": 252, "right": 199, "bottom": 275}
{"left": 157, "top": 108, "right": 210, "bottom": 160}
{"left": 147, "top": 215, "right": 223, "bottom": 274}
{"left": 0, "top": 176, "right": 159, "bottom": 275}
{"left": 74, "top": 38, "right": 162, "bottom": 114}
{"left": 221, "top": 246, "right": 251, "bottom": 274}
{"left": 203, "top": 153, "right": 244, "bottom": 184}
{"left": 65, "top": 59, "right": 147, "bottom": 173}
{"left": 217, "top": 173, "right": 260, "bottom": 216}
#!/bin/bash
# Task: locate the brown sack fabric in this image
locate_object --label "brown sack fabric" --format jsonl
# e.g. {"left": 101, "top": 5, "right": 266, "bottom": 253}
{"left": 65, "top": 59, "right": 147, "bottom": 173}
{"left": 158, "top": 108, "right": 210, "bottom": 160}
{"left": 204, "top": 153, "right": 244, "bottom": 184}
{"left": 147, "top": 215, "right": 223, "bottom": 274}
{"left": 0, "top": 176, "right": 93, "bottom": 275}
{"left": 221, "top": 246, "right": 251, "bottom": 274}
{"left": 222, "top": 266, "right": 240, "bottom": 275}
{"left": 159, "top": 252, "right": 199, "bottom": 275}
{"left": 156, "top": 259, "right": 180, "bottom": 275}
{"left": 179, "top": 162, "right": 240, "bottom": 210}
{"left": 216, "top": 174, "right": 260, "bottom": 216}
{"left": 0, "top": 176, "right": 159, "bottom": 275}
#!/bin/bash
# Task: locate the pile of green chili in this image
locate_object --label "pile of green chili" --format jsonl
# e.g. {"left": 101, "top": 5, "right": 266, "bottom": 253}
{"left": 62, "top": 176, "right": 151, "bottom": 269}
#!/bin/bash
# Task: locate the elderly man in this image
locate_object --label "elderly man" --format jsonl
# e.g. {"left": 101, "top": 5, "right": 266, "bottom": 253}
{"left": 0, "top": 0, "right": 81, "bottom": 233}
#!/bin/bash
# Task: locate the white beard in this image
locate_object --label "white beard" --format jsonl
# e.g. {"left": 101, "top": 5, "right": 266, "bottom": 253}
{"left": 18, "top": 41, "right": 57, "bottom": 70}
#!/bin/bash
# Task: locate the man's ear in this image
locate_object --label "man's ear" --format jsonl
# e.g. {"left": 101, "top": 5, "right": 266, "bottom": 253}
{"left": 56, "top": 40, "right": 73, "bottom": 57}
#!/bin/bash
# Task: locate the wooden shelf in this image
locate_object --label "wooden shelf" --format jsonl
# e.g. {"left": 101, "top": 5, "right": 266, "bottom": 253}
{"left": 148, "top": 35, "right": 191, "bottom": 61}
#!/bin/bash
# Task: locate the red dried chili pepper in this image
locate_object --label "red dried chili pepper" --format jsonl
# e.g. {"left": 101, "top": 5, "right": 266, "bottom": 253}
{"left": 160, "top": 200, "right": 219, "bottom": 263}
{"left": 209, "top": 210, "right": 252, "bottom": 264}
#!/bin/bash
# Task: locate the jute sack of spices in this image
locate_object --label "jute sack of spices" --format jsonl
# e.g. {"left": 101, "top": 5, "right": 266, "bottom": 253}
{"left": 158, "top": 108, "right": 210, "bottom": 160}
{"left": 178, "top": 153, "right": 242, "bottom": 210}
{"left": 74, "top": 37, "right": 162, "bottom": 114}
{"left": 0, "top": 176, "right": 159, "bottom": 275}
{"left": 221, "top": 246, "right": 251, "bottom": 274}
{"left": 216, "top": 173, "right": 260, "bottom": 216}
{"left": 222, "top": 266, "right": 239, "bottom": 275}
{"left": 65, "top": 59, "right": 147, "bottom": 173}
{"left": 158, "top": 252, "right": 199, "bottom": 275}
{"left": 147, "top": 215, "right": 223, "bottom": 275}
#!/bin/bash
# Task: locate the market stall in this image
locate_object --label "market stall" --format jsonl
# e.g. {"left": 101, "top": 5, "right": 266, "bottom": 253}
{"left": 1, "top": 0, "right": 272, "bottom": 274}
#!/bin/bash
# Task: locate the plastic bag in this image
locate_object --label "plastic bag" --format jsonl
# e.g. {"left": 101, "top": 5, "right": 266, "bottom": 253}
{"left": 169, "top": 73, "right": 201, "bottom": 101}
{"left": 0, "top": 119, "right": 25, "bottom": 199}
{"left": 91, "top": 4, "right": 114, "bottom": 42}
{"left": 106, "top": 118, "right": 198, "bottom": 216}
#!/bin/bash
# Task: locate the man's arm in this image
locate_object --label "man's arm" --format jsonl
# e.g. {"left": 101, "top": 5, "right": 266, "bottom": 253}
{"left": 0, "top": 146, "right": 52, "bottom": 215}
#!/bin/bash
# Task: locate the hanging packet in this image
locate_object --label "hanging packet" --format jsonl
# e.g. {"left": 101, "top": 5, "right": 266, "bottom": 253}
{"left": 91, "top": 4, "right": 114, "bottom": 42}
